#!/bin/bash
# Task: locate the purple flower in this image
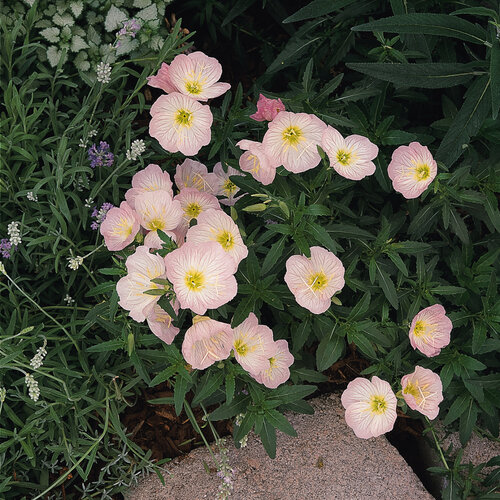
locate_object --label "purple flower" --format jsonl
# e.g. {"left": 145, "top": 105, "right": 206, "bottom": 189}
{"left": 0, "top": 238, "right": 12, "bottom": 258}
{"left": 90, "top": 202, "right": 114, "bottom": 230}
{"left": 88, "top": 142, "right": 114, "bottom": 168}
{"left": 116, "top": 19, "right": 141, "bottom": 46}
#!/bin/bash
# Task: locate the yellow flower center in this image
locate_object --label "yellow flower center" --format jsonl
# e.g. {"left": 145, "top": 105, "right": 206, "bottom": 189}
{"left": 308, "top": 272, "right": 328, "bottom": 292}
{"left": 175, "top": 109, "right": 193, "bottom": 127}
{"left": 336, "top": 149, "right": 351, "bottom": 166}
{"left": 113, "top": 218, "right": 133, "bottom": 237}
{"left": 223, "top": 179, "right": 237, "bottom": 196}
{"left": 148, "top": 219, "right": 165, "bottom": 231}
{"left": 413, "top": 320, "right": 427, "bottom": 337}
{"left": 185, "top": 202, "right": 202, "bottom": 219}
{"left": 414, "top": 163, "right": 430, "bottom": 181}
{"left": 403, "top": 381, "right": 432, "bottom": 408}
{"left": 246, "top": 154, "right": 260, "bottom": 174}
{"left": 185, "top": 269, "right": 205, "bottom": 291}
{"left": 234, "top": 339, "right": 248, "bottom": 356}
{"left": 216, "top": 230, "right": 235, "bottom": 250}
{"left": 269, "top": 356, "right": 276, "bottom": 368}
{"left": 370, "top": 395, "right": 388, "bottom": 415}
{"left": 282, "top": 126, "right": 302, "bottom": 147}
{"left": 185, "top": 81, "right": 202, "bottom": 95}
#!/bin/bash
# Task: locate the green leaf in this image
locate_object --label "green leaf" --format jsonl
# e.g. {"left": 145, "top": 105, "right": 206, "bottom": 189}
{"left": 221, "top": 0, "right": 255, "bottom": 27}
{"left": 375, "top": 263, "right": 399, "bottom": 309}
{"left": 484, "top": 191, "right": 500, "bottom": 233}
{"left": 265, "top": 409, "right": 297, "bottom": 437}
{"left": 490, "top": 37, "right": 500, "bottom": 119}
{"left": 262, "top": 236, "right": 287, "bottom": 275}
{"left": 87, "top": 339, "right": 124, "bottom": 353}
{"left": 391, "top": 241, "right": 432, "bottom": 254}
{"left": 174, "top": 375, "right": 190, "bottom": 416}
{"left": 325, "top": 223, "right": 374, "bottom": 240}
{"left": 436, "top": 75, "right": 491, "bottom": 167}
{"left": 266, "top": 33, "right": 322, "bottom": 74}
{"left": 348, "top": 291, "right": 371, "bottom": 321}
{"left": 143, "top": 288, "right": 166, "bottom": 296}
{"left": 283, "top": 0, "right": 357, "bottom": 23}
{"left": 292, "top": 317, "right": 311, "bottom": 352}
{"left": 307, "top": 221, "right": 340, "bottom": 252}
{"left": 292, "top": 367, "right": 328, "bottom": 383}
{"left": 443, "top": 394, "right": 471, "bottom": 426}
{"left": 234, "top": 411, "right": 257, "bottom": 443}
{"left": 225, "top": 373, "right": 235, "bottom": 404}
{"left": 316, "top": 335, "right": 344, "bottom": 371}
{"left": 448, "top": 206, "right": 470, "bottom": 244}
{"left": 157, "top": 295, "right": 177, "bottom": 320}
{"left": 430, "top": 285, "right": 466, "bottom": 295}
{"left": 472, "top": 322, "right": 487, "bottom": 354}
{"left": 209, "top": 396, "right": 251, "bottom": 421}
{"left": 352, "top": 14, "right": 488, "bottom": 45}
{"left": 346, "top": 63, "right": 476, "bottom": 89}
{"left": 349, "top": 329, "right": 377, "bottom": 358}
{"left": 311, "top": 74, "right": 343, "bottom": 105}
{"left": 149, "top": 365, "right": 178, "bottom": 387}
{"left": 231, "top": 294, "right": 257, "bottom": 328}
{"left": 192, "top": 369, "right": 225, "bottom": 406}
{"left": 85, "top": 281, "right": 116, "bottom": 297}
{"left": 259, "top": 419, "right": 277, "bottom": 458}
{"left": 381, "top": 129, "right": 418, "bottom": 145}
{"left": 386, "top": 251, "right": 408, "bottom": 277}
{"left": 267, "top": 384, "right": 317, "bottom": 404}
{"left": 302, "top": 58, "right": 314, "bottom": 93}
{"left": 459, "top": 399, "right": 478, "bottom": 445}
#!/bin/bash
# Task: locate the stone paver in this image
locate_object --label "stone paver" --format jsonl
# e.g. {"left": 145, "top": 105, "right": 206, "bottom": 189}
{"left": 127, "top": 393, "right": 433, "bottom": 500}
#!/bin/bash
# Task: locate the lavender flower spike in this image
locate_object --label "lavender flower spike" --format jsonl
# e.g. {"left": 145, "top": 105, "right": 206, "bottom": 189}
{"left": 88, "top": 142, "right": 114, "bottom": 168}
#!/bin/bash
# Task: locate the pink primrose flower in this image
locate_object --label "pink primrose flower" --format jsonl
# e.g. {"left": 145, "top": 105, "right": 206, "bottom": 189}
{"left": 341, "top": 376, "right": 397, "bottom": 439}
{"left": 182, "top": 316, "right": 233, "bottom": 369}
{"left": 146, "top": 302, "right": 180, "bottom": 345}
{"left": 401, "top": 366, "right": 443, "bottom": 420}
{"left": 236, "top": 139, "right": 280, "bottom": 185}
{"left": 147, "top": 62, "right": 177, "bottom": 93}
{"left": 167, "top": 52, "right": 231, "bottom": 101}
{"left": 100, "top": 201, "right": 140, "bottom": 251}
{"left": 164, "top": 241, "right": 238, "bottom": 315}
{"left": 252, "top": 339, "right": 294, "bottom": 389}
{"left": 174, "top": 159, "right": 219, "bottom": 194}
{"left": 262, "top": 111, "right": 327, "bottom": 173}
{"left": 185, "top": 209, "right": 248, "bottom": 272}
{"left": 250, "top": 94, "right": 285, "bottom": 122}
{"left": 134, "top": 190, "right": 183, "bottom": 238}
{"left": 173, "top": 187, "right": 221, "bottom": 239}
{"left": 409, "top": 304, "right": 452, "bottom": 357}
{"left": 232, "top": 313, "right": 276, "bottom": 375}
{"left": 116, "top": 246, "right": 167, "bottom": 322}
{"left": 149, "top": 92, "right": 213, "bottom": 156}
{"left": 387, "top": 142, "right": 437, "bottom": 199}
{"left": 284, "top": 246, "right": 345, "bottom": 314}
{"left": 212, "top": 162, "right": 245, "bottom": 206}
{"left": 125, "top": 164, "right": 173, "bottom": 210}
{"left": 321, "top": 126, "right": 378, "bottom": 180}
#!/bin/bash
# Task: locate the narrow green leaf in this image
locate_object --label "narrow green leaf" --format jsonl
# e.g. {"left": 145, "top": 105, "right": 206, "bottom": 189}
{"left": 490, "top": 38, "right": 500, "bottom": 119}
{"left": 209, "top": 396, "right": 251, "bottom": 421}
{"left": 174, "top": 375, "right": 190, "bottom": 416}
{"left": 231, "top": 294, "right": 257, "bottom": 328}
{"left": 283, "top": 0, "right": 356, "bottom": 23}
{"left": 265, "top": 410, "right": 297, "bottom": 437}
{"left": 302, "top": 58, "right": 314, "bottom": 93}
{"left": 316, "top": 335, "right": 344, "bottom": 371}
{"left": 348, "top": 292, "right": 371, "bottom": 321}
{"left": 292, "top": 317, "right": 311, "bottom": 352}
{"left": 262, "top": 236, "right": 287, "bottom": 275}
{"left": 443, "top": 394, "right": 471, "bottom": 426}
{"left": 459, "top": 399, "right": 478, "bottom": 445}
{"left": 448, "top": 206, "right": 470, "bottom": 244}
{"left": 221, "top": 0, "right": 255, "bottom": 27}
{"left": 259, "top": 419, "right": 277, "bottom": 458}
{"left": 375, "top": 264, "right": 399, "bottom": 309}
{"left": 192, "top": 369, "right": 225, "bottom": 406}
{"left": 430, "top": 285, "right": 466, "bottom": 295}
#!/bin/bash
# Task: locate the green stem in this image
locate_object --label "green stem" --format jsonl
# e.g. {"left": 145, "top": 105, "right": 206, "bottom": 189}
{"left": 425, "top": 416, "right": 449, "bottom": 470}
{"left": 89, "top": 159, "right": 129, "bottom": 200}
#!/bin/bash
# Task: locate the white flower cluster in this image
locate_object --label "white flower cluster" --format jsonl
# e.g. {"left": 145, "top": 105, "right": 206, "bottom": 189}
{"left": 25, "top": 373, "right": 40, "bottom": 402}
{"left": 67, "top": 255, "right": 84, "bottom": 270}
{"left": 26, "top": 191, "right": 38, "bottom": 201}
{"left": 0, "top": 387, "right": 6, "bottom": 403}
{"left": 96, "top": 61, "right": 112, "bottom": 84}
{"left": 7, "top": 221, "right": 22, "bottom": 246}
{"left": 64, "top": 294, "right": 75, "bottom": 304}
{"left": 1, "top": 0, "right": 169, "bottom": 79}
{"left": 126, "top": 139, "right": 146, "bottom": 161}
{"left": 30, "top": 342, "right": 48, "bottom": 369}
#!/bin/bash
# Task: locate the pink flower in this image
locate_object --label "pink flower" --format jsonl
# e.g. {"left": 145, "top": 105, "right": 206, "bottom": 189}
{"left": 253, "top": 339, "right": 294, "bottom": 389}
{"left": 401, "top": 366, "right": 443, "bottom": 420}
{"left": 341, "top": 376, "right": 397, "bottom": 439}
{"left": 250, "top": 94, "right": 285, "bottom": 122}
{"left": 173, "top": 187, "right": 221, "bottom": 239}
{"left": 167, "top": 52, "right": 231, "bottom": 101}
{"left": 125, "top": 164, "right": 173, "bottom": 210}
{"left": 185, "top": 209, "right": 248, "bottom": 271}
{"left": 284, "top": 246, "right": 345, "bottom": 314}
{"left": 164, "top": 241, "right": 238, "bottom": 315}
{"left": 182, "top": 316, "right": 233, "bottom": 369}
{"left": 149, "top": 92, "right": 213, "bottom": 156}
{"left": 236, "top": 139, "right": 280, "bottom": 185}
{"left": 409, "top": 304, "right": 452, "bottom": 357}
{"left": 116, "top": 246, "right": 167, "bottom": 322}
{"left": 388, "top": 142, "right": 437, "bottom": 199}
{"left": 174, "top": 159, "right": 219, "bottom": 194}
{"left": 146, "top": 302, "right": 180, "bottom": 345}
{"left": 134, "top": 190, "right": 183, "bottom": 236}
{"left": 262, "top": 111, "right": 327, "bottom": 173}
{"left": 232, "top": 313, "right": 275, "bottom": 375}
{"left": 212, "top": 162, "right": 245, "bottom": 206}
{"left": 321, "top": 126, "right": 378, "bottom": 180}
{"left": 100, "top": 201, "right": 140, "bottom": 251}
{"left": 143, "top": 229, "right": 178, "bottom": 250}
{"left": 147, "top": 62, "right": 177, "bottom": 93}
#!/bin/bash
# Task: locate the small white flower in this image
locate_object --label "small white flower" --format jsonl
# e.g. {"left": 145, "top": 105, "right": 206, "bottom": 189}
{"left": 27, "top": 191, "right": 38, "bottom": 202}
{"left": 67, "top": 256, "right": 84, "bottom": 270}
{"left": 84, "top": 198, "right": 94, "bottom": 208}
{"left": 30, "top": 341, "right": 48, "bottom": 370}
{"left": 7, "top": 222, "right": 21, "bottom": 246}
{"left": 25, "top": 374, "right": 40, "bottom": 402}
{"left": 63, "top": 294, "right": 75, "bottom": 305}
{"left": 89, "top": 129, "right": 98, "bottom": 137}
{"left": 0, "top": 387, "right": 6, "bottom": 403}
{"left": 239, "top": 435, "right": 248, "bottom": 448}
{"left": 0, "top": 262, "right": 5, "bottom": 275}
{"left": 79, "top": 138, "right": 88, "bottom": 148}
{"left": 96, "top": 61, "right": 112, "bottom": 84}
{"left": 126, "top": 139, "right": 146, "bottom": 161}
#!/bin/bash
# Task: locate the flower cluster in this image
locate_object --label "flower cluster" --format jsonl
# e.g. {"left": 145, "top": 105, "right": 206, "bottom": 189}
{"left": 341, "top": 305, "right": 451, "bottom": 438}
{"left": 0, "top": 239, "right": 13, "bottom": 259}
{"left": 26, "top": 191, "right": 38, "bottom": 202}
{"left": 30, "top": 341, "right": 48, "bottom": 370}
{"left": 91, "top": 202, "right": 114, "bottom": 230}
{"left": 67, "top": 255, "right": 84, "bottom": 270}
{"left": 126, "top": 139, "right": 146, "bottom": 161}
{"left": 148, "top": 51, "right": 231, "bottom": 156}
{"left": 7, "top": 221, "right": 22, "bottom": 246}
{"left": 116, "top": 19, "right": 141, "bottom": 47}
{"left": 88, "top": 141, "right": 114, "bottom": 168}
{"left": 96, "top": 61, "right": 112, "bottom": 84}
{"left": 25, "top": 373, "right": 40, "bottom": 402}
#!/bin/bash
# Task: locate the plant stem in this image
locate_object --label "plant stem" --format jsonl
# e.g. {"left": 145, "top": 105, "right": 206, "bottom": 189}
{"left": 425, "top": 416, "right": 449, "bottom": 470}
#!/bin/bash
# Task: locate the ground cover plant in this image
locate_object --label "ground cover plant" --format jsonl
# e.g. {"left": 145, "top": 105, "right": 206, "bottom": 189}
{"left": 1, "top": 1, "right": 499, "bottom": 499}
